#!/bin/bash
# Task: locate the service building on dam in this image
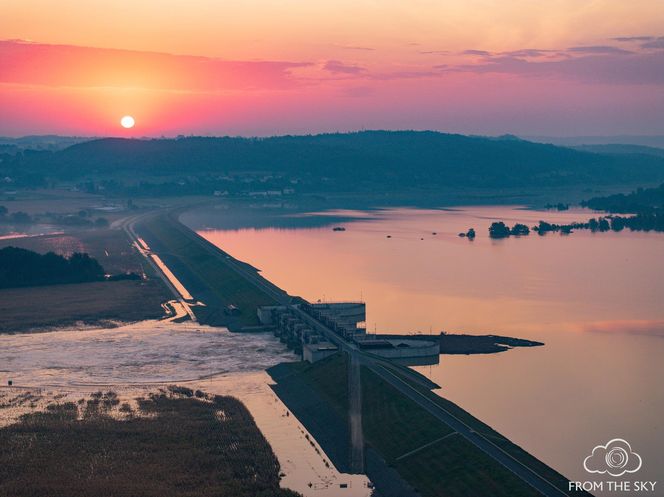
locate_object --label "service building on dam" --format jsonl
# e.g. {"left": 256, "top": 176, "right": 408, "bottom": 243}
{"left": 258, "top": 301, "right": 440, "bottom": 364}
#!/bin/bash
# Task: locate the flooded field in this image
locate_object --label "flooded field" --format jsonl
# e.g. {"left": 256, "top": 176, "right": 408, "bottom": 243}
{"left": 0, "top": 320, "right": 371, "bottom": 496}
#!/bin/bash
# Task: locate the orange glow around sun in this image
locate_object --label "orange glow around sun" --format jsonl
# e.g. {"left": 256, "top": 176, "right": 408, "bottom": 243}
{"left": 1, "top": 1, "right": 664, "bottom": 136}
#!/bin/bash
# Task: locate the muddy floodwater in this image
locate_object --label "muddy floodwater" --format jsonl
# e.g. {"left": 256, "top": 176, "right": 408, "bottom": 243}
{"left": 0, "top": 321, "right": 371, "bottom": 496}
{"left": 185, "top": 205, "right": 664, "bottom": 496}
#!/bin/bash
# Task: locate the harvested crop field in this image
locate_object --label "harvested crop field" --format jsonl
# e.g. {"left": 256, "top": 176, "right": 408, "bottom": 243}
{"left": 0, "top": 279, "right": 168, "bottom": 333}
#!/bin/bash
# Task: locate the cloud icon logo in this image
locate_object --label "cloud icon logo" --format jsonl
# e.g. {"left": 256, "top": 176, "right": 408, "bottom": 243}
{"left": 584, "top": 439, "right": 642, "bottom": 477}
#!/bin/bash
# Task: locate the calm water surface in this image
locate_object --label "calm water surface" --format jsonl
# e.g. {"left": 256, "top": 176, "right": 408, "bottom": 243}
{"left": 186, "top": 206, "right": 664, "bottom": 492}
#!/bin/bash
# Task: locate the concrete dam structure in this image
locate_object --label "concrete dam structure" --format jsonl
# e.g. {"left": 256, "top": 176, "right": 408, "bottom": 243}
{"left": 258, "top": 301, "right": 439, "bottom": 364}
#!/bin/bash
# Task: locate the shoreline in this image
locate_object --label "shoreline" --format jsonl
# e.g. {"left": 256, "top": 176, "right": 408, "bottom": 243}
{"left": 380, "top": 333, "right": 544, "bottom": 355}
{"left": 0, "top": 325, "right": 371, "bottom": 497}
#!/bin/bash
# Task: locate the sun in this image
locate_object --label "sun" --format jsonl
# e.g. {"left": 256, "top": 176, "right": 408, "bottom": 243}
{"left": 120, "top": 115, "right": 135, "bottom": 129}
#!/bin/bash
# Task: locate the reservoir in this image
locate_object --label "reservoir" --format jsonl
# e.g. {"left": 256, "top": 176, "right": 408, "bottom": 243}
{"left": 184, "top": 205, "right": 664, "bottom": 493}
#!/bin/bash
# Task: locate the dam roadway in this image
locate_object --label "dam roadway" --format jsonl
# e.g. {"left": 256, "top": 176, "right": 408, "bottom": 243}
{"left": 124, "top": 208, "right": 570, "bottom": 497}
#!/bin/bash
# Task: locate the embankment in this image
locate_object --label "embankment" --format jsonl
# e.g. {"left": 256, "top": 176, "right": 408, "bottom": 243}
{"left": 269, "top": 353, "right": 591, "bottom": 497}
{"left": 135, "top": 211, "right": 288, "bottom": 329}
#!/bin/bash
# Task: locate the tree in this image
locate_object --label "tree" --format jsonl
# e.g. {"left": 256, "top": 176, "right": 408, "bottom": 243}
{"left": 510, "top": 223, "right": 530, "bottom": 236}
{"left": 588, "top": 218, "right": 599, "bottom": 232}
{"left": 610, "top": 216, "right": 625, "bottom": 231}
{"left": 489, "top": 222, "right": 511, "bottom": 238}
{"left": 0, "top": 247, "right": 105, "bottom": 288}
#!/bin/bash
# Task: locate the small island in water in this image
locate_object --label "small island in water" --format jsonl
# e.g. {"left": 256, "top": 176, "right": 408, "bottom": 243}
{"left": 379, "top": 332, "right": 544, "bottom": 355}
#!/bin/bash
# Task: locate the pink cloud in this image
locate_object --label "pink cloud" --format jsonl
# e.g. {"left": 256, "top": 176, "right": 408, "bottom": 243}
{"left": 1, "top": 38, "right": 663, "bottom": 136}
{"left": 567, "top": 45, "right": 633, "bottom": 55}
{"left": 0, "top": 40, "right": 310, "bottom": 91}
{"left": 323, "top": 60, "right": 366, "bottom": 75}
{"left": 641, "top": 37, "right": 664, "bottom": 49}
{"left": 449, "top": 51, "right": 664, "bottom": 85}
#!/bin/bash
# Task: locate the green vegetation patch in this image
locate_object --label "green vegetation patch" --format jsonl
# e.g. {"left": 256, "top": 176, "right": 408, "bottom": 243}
{"left": 291, "top": 354, "right": 549, "bottom": 497}
{"left": 361, "top": 367, "right": 542, "bottom": 497}
{"left": 285, "top": 352, "right": 350, "bottom": 414}
{"left": 387, "top": 366, "right": 590, "bottom": 496}
{"left": 394, "top": 434, "right": 538, "bottom": 497}
{"left": 360, "top": 366, "right": 453, "bottom": 461}
{"left": 0, "top": 390, "right": 301, "bottom": 497}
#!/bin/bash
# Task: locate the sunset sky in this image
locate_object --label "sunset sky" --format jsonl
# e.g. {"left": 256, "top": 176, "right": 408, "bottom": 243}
{"left": 1, "top": 0, "right": 663, "bottom": 137}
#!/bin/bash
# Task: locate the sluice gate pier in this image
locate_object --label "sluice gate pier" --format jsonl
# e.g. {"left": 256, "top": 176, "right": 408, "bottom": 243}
{"left": 258, "top": 301, "right": 440, "bottom": 365}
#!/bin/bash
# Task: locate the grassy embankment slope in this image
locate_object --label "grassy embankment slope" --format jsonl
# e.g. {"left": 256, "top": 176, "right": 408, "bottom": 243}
{"left": 0, "top": 228, "right": 168, "bottom": 333}
{"left": 137, "top": 213, "right": 279, "bottom": 329}
{"left": 281, "top": 354, "right": 588, "bottom": 497}
{"left": 0, "top": 389, "right": 301, "bottom": 497}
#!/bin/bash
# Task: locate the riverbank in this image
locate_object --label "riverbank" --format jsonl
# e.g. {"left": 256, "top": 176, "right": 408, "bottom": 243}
{"left": 269, "top": 353, "right": 589, "bottom": 497}
{"left": 0, "top": 319, "right": 371, "bottom": 497}
{"left": 380, "top": 333, "right": 544, "bottom": 355}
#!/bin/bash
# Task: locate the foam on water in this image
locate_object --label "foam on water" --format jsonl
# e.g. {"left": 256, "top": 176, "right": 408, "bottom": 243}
{"left": 0, "top": 321, "right": 372, "bottom": 496}
{"left": 0, "top": 320, "right": 295, "bottom": 386}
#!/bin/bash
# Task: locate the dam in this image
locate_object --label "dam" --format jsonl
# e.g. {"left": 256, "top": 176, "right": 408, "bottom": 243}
{"left": 257, "top": 301, "right": 440, "bottom": 364}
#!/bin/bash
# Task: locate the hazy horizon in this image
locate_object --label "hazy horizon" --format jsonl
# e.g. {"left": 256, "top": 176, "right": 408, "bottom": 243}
{"left": 3, "top": 130, "right": 664, "bottom": 142}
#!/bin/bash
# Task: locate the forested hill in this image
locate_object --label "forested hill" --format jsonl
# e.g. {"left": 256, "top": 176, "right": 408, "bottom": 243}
{"left": 5, "top": 131, "right": 664, "bottom": 189}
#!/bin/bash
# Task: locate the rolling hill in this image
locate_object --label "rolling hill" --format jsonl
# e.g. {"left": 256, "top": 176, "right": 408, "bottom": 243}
{"left": 4, "top": 131, "right": 664, "bottom": 190}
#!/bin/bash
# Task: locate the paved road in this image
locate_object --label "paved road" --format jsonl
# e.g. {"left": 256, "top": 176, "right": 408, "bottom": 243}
{"left": 117, "top": 212, "right": 197, "bottom": 322}
{"left": 370, "top": 363, "right": 568, "bottom": 497}
{"left": 348, "top": 351, "right": 365, "bottom": 473}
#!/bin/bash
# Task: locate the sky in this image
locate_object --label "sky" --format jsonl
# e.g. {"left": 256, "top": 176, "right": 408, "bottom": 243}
{"left": 1, "top": 0, "right": 663, "bottom": 137}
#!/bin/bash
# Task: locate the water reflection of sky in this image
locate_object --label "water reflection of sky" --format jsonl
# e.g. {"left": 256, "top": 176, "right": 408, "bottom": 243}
{"left": 193, "top": 205, "right": 664, "bottom": 496}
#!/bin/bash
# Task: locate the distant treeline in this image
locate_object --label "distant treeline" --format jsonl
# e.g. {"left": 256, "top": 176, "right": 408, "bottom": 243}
{"left": 534, "top": 213, "right": 664, "bottom": 233}
{"left": 581, "top": 183, "right": 664, "bottom": 213}
{"left": 3, "top": 131, "right": 664, "bottom": 192}
{"left": 0, "top": 247, "right": 105, "bottom": 288}
{"left": 488, "top": 183, "right": 664, "bottom": 238}
{"left": 489, "top": 212, "right": 664, "bottom": 238}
